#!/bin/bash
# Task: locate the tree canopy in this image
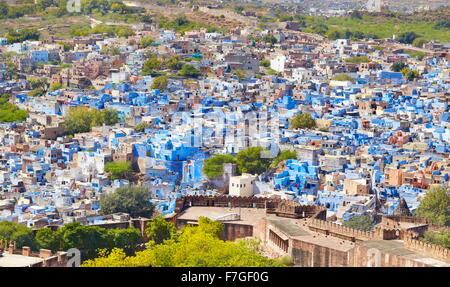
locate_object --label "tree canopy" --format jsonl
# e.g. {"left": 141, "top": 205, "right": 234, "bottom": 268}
{"left": 99, "top": 186, "right": 154, "bottom": 218}
{"left": 263, "top": 34, "right": 277, "bottom": 45}
{"left": 391, "top": 61, "right": 408, "bottom": 72}
{"left": 150, "top": 75, "right": 169, "bottom": 91}
{"left": 0, "top": 94, "right": 28, "bottom": 123}
{"left": 0, "top": 221, "right": 36, "bottom": 249}
{"left": 236, "top": 147, "right": 271, "bottom": 175}
{"left": 142, "top": 57, "right": 162, "bottom": 76}
{"left": 35, "top": 223, "right": 141, "bottom": 260}
{"left": 269, "top": 150, "right": 297, "bottom": 169}
{"left": 104, "top": 161, "right": 132, "bottom": 180}
{"left": 397, "top": 32, "right": 421, "bottom": 44}
{"left": 290, "top": 113, "right": 317, "bottom": 129}
{"left": 420, "top": 228, "right": 450, "bottom": 249}
{"left": 82, "top": 217, "right": 286, "bottom": 267}
{"left": 145, "top": 215, "right": 178, "bottom": 245}
{"left": 140, "top": 36, "right": 154, "bottom": 48}
{"left": 63, "top": 107, "right": 120, "bottom": 135}
{"left": 135, "top": 122, "right": 151, "bottom": 132}
{"left": 202, "top": 154, "right": 236, "bottom": 178}
{"left": 415, "top": 186, "right": 450, "bottom": 226}
{"left": 178, "top": 64, "right": 202, "bottom": 78}
{"left": 343, "top": 215, "right": 375, "bottom": 231}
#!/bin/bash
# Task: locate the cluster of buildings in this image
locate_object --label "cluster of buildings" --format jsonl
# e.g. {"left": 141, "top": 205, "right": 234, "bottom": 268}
{"left": 0, "top": 13, "right": 449, "bottom": 266}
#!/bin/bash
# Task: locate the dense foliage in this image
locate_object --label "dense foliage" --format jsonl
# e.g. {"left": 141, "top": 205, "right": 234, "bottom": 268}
{"left": 134, "top": 122, "right": 151, "bottom": 132}
{"left": 35, "top": 223, "right": 141, "bottom": 260}
{"left": 99, "top": 186, "right": 154, "bottom": 218}
{"left": 145, "top": 215, "right": 178, "bottom": 245}
{"left": 82, "top": 217, "right": 286, "bottom": 267}
{"left": 344, "top": 56, "right": 371, "bottom": 64}
{"left": 420, "top": 229, "right": 450, "bottom": 249}
{"left": 391, "top": 61, "right": 408, "bottom": 72}
{"left": 0, "top": 94, "right": 28, "bottom": 123}
{"left": 63, "top": 107, "right": 120, "bottom": 135}
{"left": 202, "top": 154, "right": 237, "bottom": 178}
{"left": 0, "top": 221, "right": 37, "bottom": 249}
{"left": 415, "top": 186, "right": 450, "bottom": 226}
{"left": 178, "top": 64, "right": 202, "bottom": 78}
{"left": 290, "top": 113, "right": 317, "bottom": 129}
{"left": 269, "top": 150, "right": 297, "bottom": 169}
{"left": 150, "top": 76, "right": 169, "bottom": 91}
{"left": 343, "top": 215, "right": 375, "bottom": 231}
{"left": 158, "top": 15, "right": 226, "bottom": 34}
{"left": 104, "top": 161, "right": 132, "bottom": 180}
{"left": 397, "top": 32, "right": 421, "bottom": 44}
{"left": 236, "top": 147, "right": 271, "bottom": 175}
{"left": 331, "top": 74, "right": 355, "bottom": 82}
{"left": 5, "top": 28, "right": 40, "bottom": 44}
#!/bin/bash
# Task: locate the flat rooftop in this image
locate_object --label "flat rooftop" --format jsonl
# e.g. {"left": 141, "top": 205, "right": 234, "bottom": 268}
{"left": 0, "top": 253, "right": 43, "bottom": 267}
{"left": 177, "top": 206, "right": 267, "bottom": 226}
{"left": 361, "top": 240, "right": 450, "bottom": 267}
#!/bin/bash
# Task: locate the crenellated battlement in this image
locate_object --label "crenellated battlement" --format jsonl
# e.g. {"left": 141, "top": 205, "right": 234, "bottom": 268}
{"left": 175, "top": 195, "right": 326, "bottom": 219}
{"left": 307, "top": 218, "right": 375, "bottom": 241}
{"left": 404, "top": 237, "right": 450, "bottom": 263}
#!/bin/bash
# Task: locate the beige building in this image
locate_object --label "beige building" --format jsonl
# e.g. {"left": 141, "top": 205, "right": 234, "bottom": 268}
{"left": 229, "top": 173, "right": 257, "bottom": 197}
{"left": 343, "top": 178, "right": 370, "bottom": 195}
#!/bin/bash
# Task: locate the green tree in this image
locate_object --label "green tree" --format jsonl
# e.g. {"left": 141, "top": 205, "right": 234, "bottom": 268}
{"left": 420, "top": 228, "right": 450, "bottom": 249}
{"left": 36, "top": 224, "right": 141, "bottom": 259}
{"left": 142, "top": 57, "right": 161, "bottom": 76}
{"left": 82, "top": 217, "right": 285, "bottom": 267}
{"left": 412, "top": 37, "right": 427, "bottom": 48}
{"left": 233, "top": 70, "right": 247, "bottom": 81}
{"left": 164, "top": 55, "right": 183, "bottom": 71}
{"left": 0, "top": 94, "right": 28, "bottom": 123}
{"left": 269, "top": 150, "right": 297, "bottom": 169}
{"left": 331, "top": 74, "right": 355, "bottom": 82}
{"left": 350, "top": 10, "right": 362, "bottom": 19}
{"left": 100, "top": 108, "right": 120, "bottom": 125}
{"left": 63, "top": 107, "right": 119, "bottom": 135}
{"left": 391, "top": 61, "right": 408, "bottom": 72}
{"left": 35, "top": 227, "right": 61, "bottom": 251}
{"left": 260, "top": 59, "right": 270, "bottom": 67}
{"left": 107, "top": 227, "right": 141, "bottom": 255}
{"left": 178, "top": 64, "right": 201, "bottom": 78}
{"left": 0, "top": 221, "right": 36, "bottom": 249}
{"left": 140, "top": 36, "right": 154, "bottom": 48}
{"left": 434, "top": 20, "right": 450, "bottom": 30}
{"left": 202, "top": 154, "right": 236, "bottom": 178}
{"left": 29, "top": 77, "right": 47, "bottom": 91}
{"left": 344, "top": 56, "right": 371, "bottom": 64}
{"left": 400, "top": 67, "right": 419, "bottom": 81}
{"left": 145, "top": 215, "right": 178, "bottom": 245}
{"left": 415, "top": 186, "right": 450, "bottom": 226}
{"left": 100, "top": 186, "right": 154, "bottom": 218}
{"left": 5, "top": 28, "right": 40, "bottom": 44}
{"left": 397, "top": 32, "right": 420, "bottom": 44}
{"left": 236, "top": 147, "right": 271, "bottom": 175}
{"left": 0, "top": 2, "right": 9, "bottom": 18}
{"left": 290, "top": 113, "right": 316, "bottom": 129}
{"left": 326, "top": 29, "right": 342, "bottom": 40}
{"left": 343, "top": 215, "right": 375, "bottom": 231}
{"left": 135, "top": 122, "right": 150, "bottom": 132}
{"left": 150, "top": 75, "right": 168, "bottom": 91}
{"left": 263, "top": 34, "right": 277, "bottom": 45}
{"left": 233, "top": 6, "right": 244, "bottom": 14}
{"left": 49, "top": 82, "right": 64, "bottom": 91}
{"left": 104, "top": 161, "right": 132, "bottom": 180}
